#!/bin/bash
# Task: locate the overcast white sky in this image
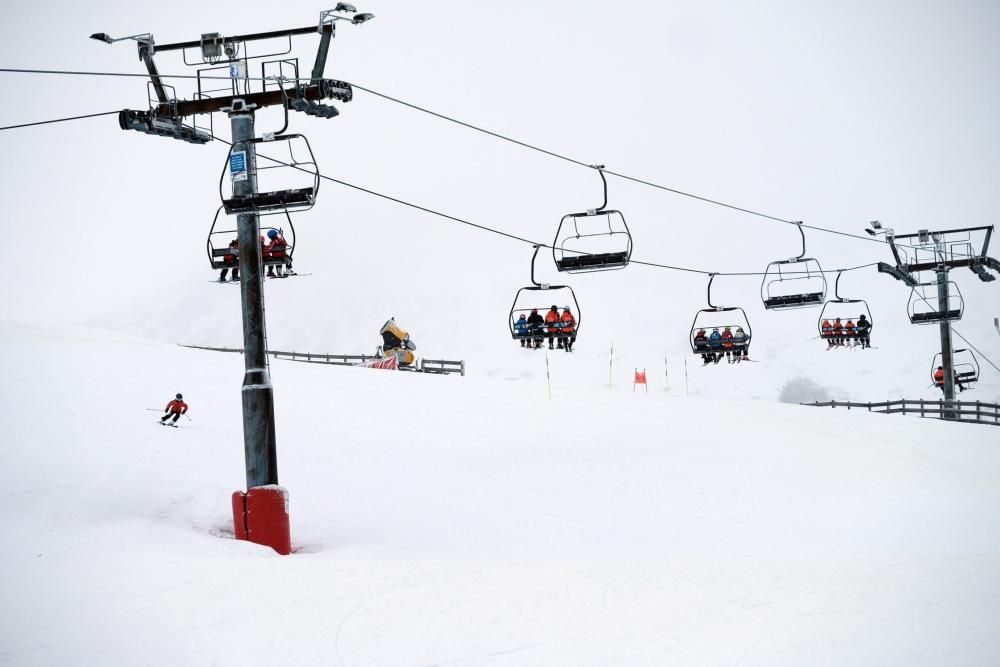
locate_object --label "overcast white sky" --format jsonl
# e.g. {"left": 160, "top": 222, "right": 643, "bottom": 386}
{"left": 1, "top": 0, "right": 998, "bottom": 374}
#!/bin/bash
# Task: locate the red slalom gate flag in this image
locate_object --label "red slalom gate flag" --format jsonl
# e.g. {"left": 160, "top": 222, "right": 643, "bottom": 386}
{"left": 634, "top": 368, "right": 648, "bottom": 392}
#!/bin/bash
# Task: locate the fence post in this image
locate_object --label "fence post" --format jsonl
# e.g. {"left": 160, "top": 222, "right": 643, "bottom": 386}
{"left": 868, "top": 402, "right": 871, "bottom": 412}
{"left": 920, "top": 399, "right": 924, "bottom": 418}
{"left": 976, "top": 400, "right": 981, "bottom": 423}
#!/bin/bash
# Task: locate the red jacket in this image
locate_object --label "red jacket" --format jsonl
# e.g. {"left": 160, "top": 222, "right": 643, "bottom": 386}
{"left": 224, "top": 239, "right": 238, "bottom": 264}
{"left": 560, "top": 310, "right": 576, "bottom": 333}
{"left": 933, "top": 369, "right": 944, "bottom": 386}
{"left": 165, "top": 399, "right": 188, "bottom": 414}
{"left": 265, "top": 236, "right": 287, "bottom": 258}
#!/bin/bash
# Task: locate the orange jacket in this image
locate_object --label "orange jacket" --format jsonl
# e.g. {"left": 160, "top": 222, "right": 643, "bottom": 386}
{"left": 165, "top": 399, "right": 188, "bottom": 414}
{"left": 545, "top": 309, "right": 560, "bottom": 333}
{"left": 933, "top": 369, "right": 944, "bottom": 386}
{"left": 560, "top": 310, "right": 576, "bottom": 332}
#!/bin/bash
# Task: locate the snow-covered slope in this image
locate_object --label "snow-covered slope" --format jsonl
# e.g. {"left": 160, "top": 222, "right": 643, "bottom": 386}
{"left": 2, "top": 321, "right": 998, "bottom": 666}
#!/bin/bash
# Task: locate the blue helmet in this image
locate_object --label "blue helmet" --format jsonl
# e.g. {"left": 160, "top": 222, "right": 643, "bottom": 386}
{"left": 267, "top": 229, "right": 278, "bottom": 239}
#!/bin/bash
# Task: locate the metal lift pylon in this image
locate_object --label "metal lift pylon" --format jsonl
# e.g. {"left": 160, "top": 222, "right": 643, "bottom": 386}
{"left": 94, "top": 6, "right": 373, "bottom": 553}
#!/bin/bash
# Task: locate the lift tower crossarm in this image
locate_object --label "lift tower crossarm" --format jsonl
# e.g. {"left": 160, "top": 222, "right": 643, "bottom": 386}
{"left": 151, "top": 79, "right": 352, "bottom": 118}
{"left": 152, "top": 24, "right": 330, "bottom": 53}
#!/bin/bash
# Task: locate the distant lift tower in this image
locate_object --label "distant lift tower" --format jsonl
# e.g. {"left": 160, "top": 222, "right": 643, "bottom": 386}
{"left": 93, "top": 6, "right": 373, "bottom": 553}
{"left": 875, "top": 223, "right": 998, "bottom": 415}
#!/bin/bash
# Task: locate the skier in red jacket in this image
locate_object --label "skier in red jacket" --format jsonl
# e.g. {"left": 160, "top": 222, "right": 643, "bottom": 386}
{"left": 160, "top": 393, "right": 189, "bottom": 425}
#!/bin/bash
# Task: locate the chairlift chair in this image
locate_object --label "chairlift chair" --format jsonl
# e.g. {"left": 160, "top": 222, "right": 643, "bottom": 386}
{"left": 689, "top": 274, "right": 752, "bottom": 362}
{"left": 908, "top": 281, "right": 964, "bottom": 324}
{"left": 220, "top": 133, "right": 319, "bottom": 215}
{"left": 511, "top": 245, "right": 581, "bottom": 346}
{"left": 207, "top": 206, "right": 296, "bottom": 271}
{"left": 552, "top": 166, "right": 632, "bottom": 273}
{"left": 761, "top": 222, "right": 827, "bottom": 309}
{"left": 817, "top": 271, "right": 874, "bottom": 347}
{"left": 931, "top": 349, "right": 979, "bottom": 390}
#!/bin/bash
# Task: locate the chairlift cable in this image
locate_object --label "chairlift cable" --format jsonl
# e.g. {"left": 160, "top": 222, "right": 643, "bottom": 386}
{"left": 0, "top": 68, "right": 943, "bottom": 252}
{"left": 0, "top": 109, "right": 119, "bottom": 131}
{"left": 228, "top": 136, "right": 886, "bottom": 278}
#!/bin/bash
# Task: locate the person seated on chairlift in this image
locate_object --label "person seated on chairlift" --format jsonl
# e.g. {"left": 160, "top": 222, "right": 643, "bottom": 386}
{"left": 264, "top": 229, "right": 289, "bottom": 278}
{"left": 694, "top": 329, "right": 713, "bottom": 364}
{"left": 934, "top": 365, "right": 966, "bottom": 393}
{"left": 732, "top": 326, "right": 749, "bottom": 362}
{"left": 820, "top": 318, "right": 833, "bottom": 345}
{"left": 832, "top": 318, "right": 844, "bottom": 347}
{"left": 721, "top": 326, "right": 735, "bottom": 363}
{"left": 219, "top": 238, "right": 240, "bottom": 282}
{"left": 844, "top": 319, "right": 856, "bottom": 345}
{"left": 527, "top": 308, "right": 545, "bottom": 349}
{"left": 545, "top": 305, "right": 561, "bottom": 350}
{"left": 856, "top": 314, "right": 871, "bottom": 348}
{"left": 514, "top": 314, "right": 529, "bottom": 347}
{"left": 708, "top": 328, "right": 723, "bottom": 364}
{"left": 559, "top": 306, "right": 576, "bottom": 352}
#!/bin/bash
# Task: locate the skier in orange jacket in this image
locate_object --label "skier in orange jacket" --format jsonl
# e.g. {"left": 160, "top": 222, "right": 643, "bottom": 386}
{"left": 161, "top": 393, "right": 189, "bottom": 425}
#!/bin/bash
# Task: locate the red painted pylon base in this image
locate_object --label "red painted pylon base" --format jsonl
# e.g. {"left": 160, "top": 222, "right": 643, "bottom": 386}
{"left": 232, "top": 485, "right": 291, "bottom": 555}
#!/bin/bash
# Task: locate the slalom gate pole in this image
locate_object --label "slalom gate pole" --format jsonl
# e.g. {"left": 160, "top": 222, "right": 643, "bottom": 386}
{"left": 664, "top": 354, "right": 668, "bottom": 392}
{"left": 144, "top": 408, "right": 162, "bottom": 411}
{"left": 608, "top": 343, "right": 614, "bottom": 391}
{"left": 684, "top": 356, "right": 689, "bottom": 396}
{"left": 545, "top": 350, "right": 552, "bottom": 401}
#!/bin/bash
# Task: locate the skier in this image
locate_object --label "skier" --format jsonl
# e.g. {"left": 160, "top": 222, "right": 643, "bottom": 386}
{"left": 820, "top": 319, "right": 833, "bottom": 347}
{"left": 693, "top": 328, "right": 712, "bottom": 364}
{"left": 514, "top": 314, "right": 529, "bottom": 347}
{"left": 721, "top": 326, "right": 734, "bottom": 363}
{"left": 732, "top": 326, "right": 748, "bottom": 362}
{"left": 844, "top": 319, "right": 856, "bottom": 346}
{"left": 545, "top": 305, "right": 561, "bottom": 350}
{"left": 264, "top": 229, "right": 289, "bottom": 278}
{"left": 856, "top": 314, "right": 872, "bottom": 348}
{"left": 219, "top": 238, "right": 239, "bottom": 282}
{"left": 832, "top": 318, "right": 844, "bottom": 347}
{"left": 161, "top": 393, "right": 188, "bottom": 426}
{"left": 560, "top": 306, "right": 577, "bottom": 352}
{"left": 526, "top": 308, "right": 545, "bottom": 349}
{"left": 708, "top": 328, "right": 723, "bottom": 364}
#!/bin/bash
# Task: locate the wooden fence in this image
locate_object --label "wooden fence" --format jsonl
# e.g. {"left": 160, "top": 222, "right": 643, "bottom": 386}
{"left": 179, "top": 344, "right": 465, "bottom": 376}
{"left": 804, "top": 399, "right": 1000, "bottom": 426}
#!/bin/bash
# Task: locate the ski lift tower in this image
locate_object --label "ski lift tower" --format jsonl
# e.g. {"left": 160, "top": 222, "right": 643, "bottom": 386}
{"left": 874, "top": 222, "right": 998, "bottom": 416}
{"left": 93, "top": 6, "right": 373, "bottom": 553}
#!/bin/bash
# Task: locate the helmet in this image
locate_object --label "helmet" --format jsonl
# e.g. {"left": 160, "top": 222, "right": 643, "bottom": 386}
{"left": 563, "top": 306, "right": 571, "bottom": 311}
{"left": 550, "top": 305, "right": 558, "bottom": 310}
{"left": 176, "top": 393, "right": 183, "bottom": 400}
{"left": 267, "top": 229, "right": 278, "bottom": 239}
{"left": 698, "top": 329, "right": 705, "bottom": 333}
{"left": 531, "top": 308, "right": 538, "bottom": 314}
{"left": 724, "top": 326, "right": 731, "bottom": 330}
{"left": 518, "top": 314, "right": 526, "bottom": 319}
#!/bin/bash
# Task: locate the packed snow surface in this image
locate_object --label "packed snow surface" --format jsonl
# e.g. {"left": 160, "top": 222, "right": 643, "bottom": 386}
{"left": 1, "top": 321, "right": 999, "bottom": 666}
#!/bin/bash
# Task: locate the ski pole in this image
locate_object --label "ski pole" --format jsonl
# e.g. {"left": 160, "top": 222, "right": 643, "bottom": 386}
{"left": 145, "top": 408, "right": 164, "bottom": 412}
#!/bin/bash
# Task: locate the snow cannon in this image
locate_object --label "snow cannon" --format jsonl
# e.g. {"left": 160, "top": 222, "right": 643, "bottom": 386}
{"left": 232, "top": 485, "right": 291, "bottom": 555}
{"left": 379, "top": 318, "right": 417, "bottom": 367}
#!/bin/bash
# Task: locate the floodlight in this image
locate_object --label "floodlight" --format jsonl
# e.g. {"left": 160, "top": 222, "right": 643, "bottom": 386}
{"left": 90, "top": 32, "right": 114, "bottom": 44}
{"left": 335, "top": 3, "right": 358, "bottom": 11}
{"left": 352, "top": 13, "right": 375, "bottom": 24}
